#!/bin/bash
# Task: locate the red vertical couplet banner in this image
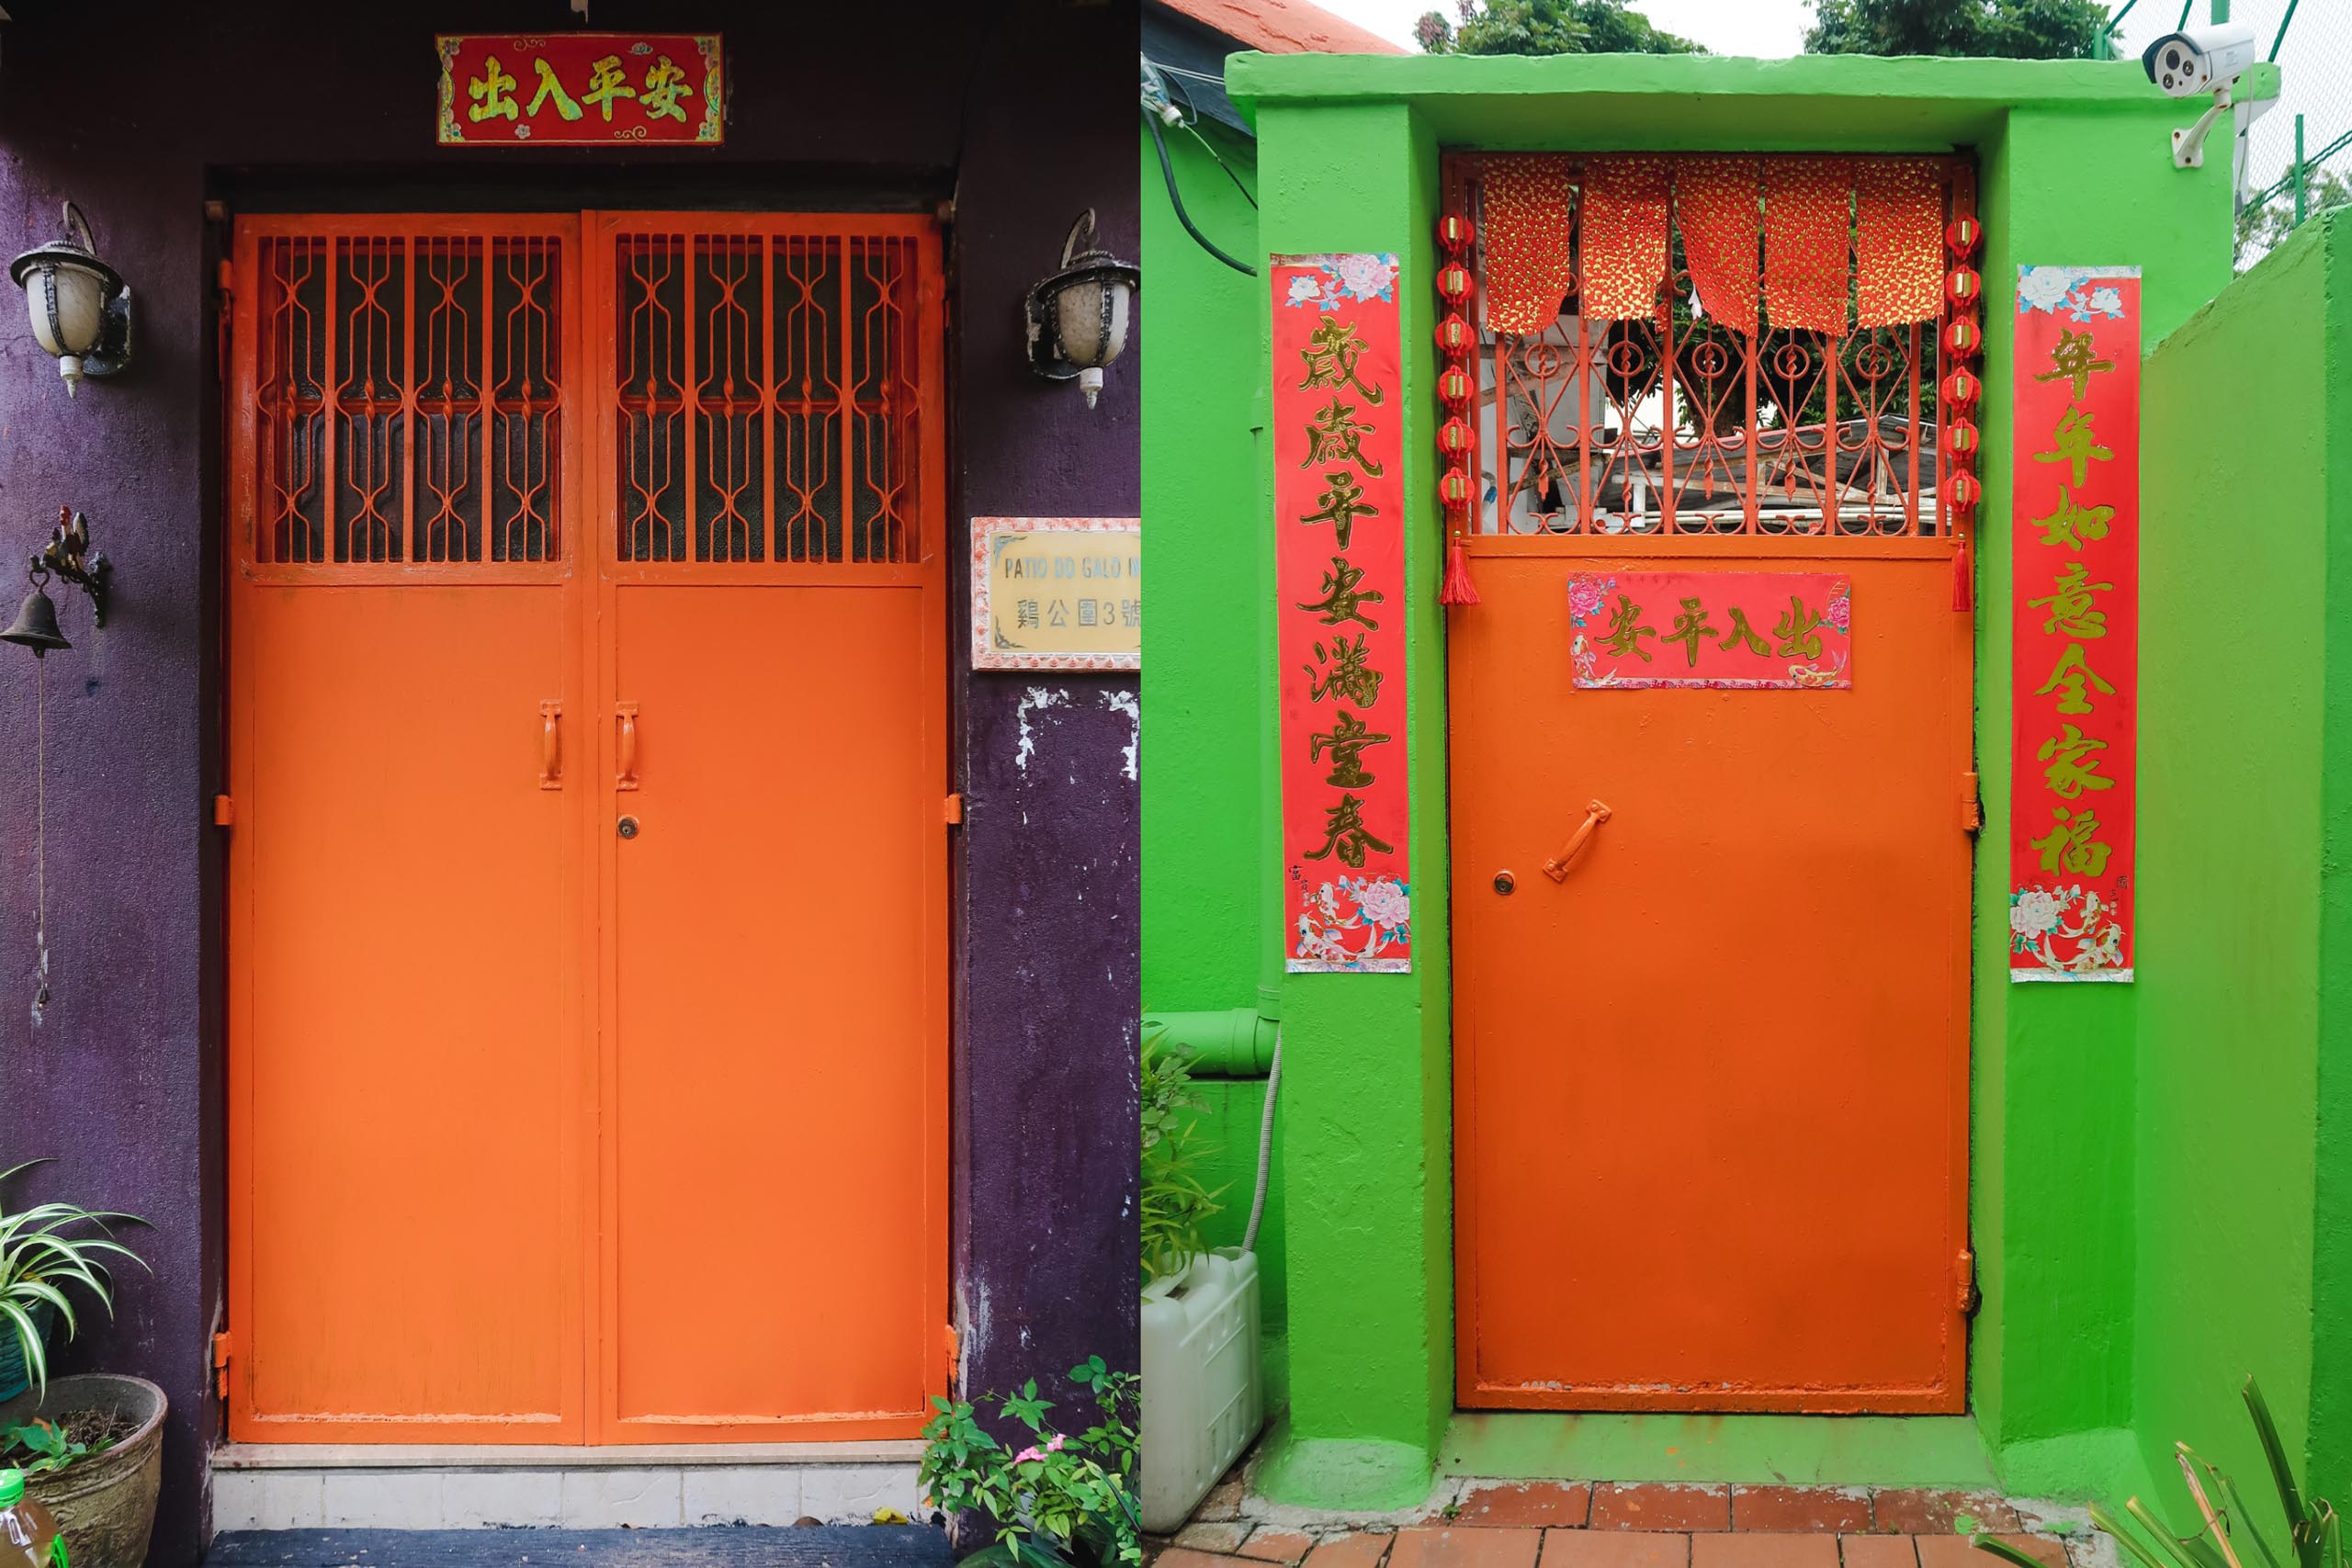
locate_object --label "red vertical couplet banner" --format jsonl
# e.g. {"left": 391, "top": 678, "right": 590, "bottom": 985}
{"left": 1272, "top": 254, "right": 1413, "bottom": 973}
{"left": 2009, "top": 266, "right": 2140, "bottom": 982}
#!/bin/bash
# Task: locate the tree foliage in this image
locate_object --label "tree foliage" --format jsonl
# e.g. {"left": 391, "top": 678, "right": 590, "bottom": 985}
{"left": 1415, "top": 0, "right": 1702, "bottom": 56}
{"left": 1801, "top": 0, "right": 2107, "bottom": 59}
{"left": 2235, "top": 167, "right": 2352, "bottom": 263}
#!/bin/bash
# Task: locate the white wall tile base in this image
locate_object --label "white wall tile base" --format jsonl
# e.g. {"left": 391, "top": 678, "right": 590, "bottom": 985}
{"left": 209, "top": 1448, "right": 924, "bottom": 1536}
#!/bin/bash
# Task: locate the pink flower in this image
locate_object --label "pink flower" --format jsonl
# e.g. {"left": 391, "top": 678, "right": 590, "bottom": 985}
{"left": 1567, "top": 579, "right": 1609, "bottom": 623}
{"left": 1013, "top": 1447, "right": 1044, "bottom": 1464}
{"left": 1047, "top": 1434, "right": 1067, "bottom": 1451}
{"left": 1827, "top": 592, "right": 1851, "bottom": 633}
{"left": 1354, "top": 878, "right": 1410, "bottom": 931}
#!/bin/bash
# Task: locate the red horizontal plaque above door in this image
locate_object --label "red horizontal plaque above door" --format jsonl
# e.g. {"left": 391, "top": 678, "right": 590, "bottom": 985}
{"left": 437, "top": 34, "right": 724, "bottom": 147}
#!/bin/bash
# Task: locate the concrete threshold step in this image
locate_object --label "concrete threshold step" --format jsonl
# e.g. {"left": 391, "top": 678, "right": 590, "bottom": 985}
{"left": 208, "top": 1525, "right": 954, "bottom": 1567}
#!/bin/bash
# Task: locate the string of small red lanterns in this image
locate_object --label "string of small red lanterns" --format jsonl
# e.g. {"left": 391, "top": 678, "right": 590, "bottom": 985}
{"left": 1434, "top": 212, "right": 1479, "bottom": 604}
{"left": 1942, "top": 215, "right": 1983, "bottom": 611}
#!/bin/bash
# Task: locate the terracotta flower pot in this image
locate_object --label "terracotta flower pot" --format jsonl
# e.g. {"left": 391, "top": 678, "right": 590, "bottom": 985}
{"left": 0, "top": 1373, "right": 166, "bottom": 1568}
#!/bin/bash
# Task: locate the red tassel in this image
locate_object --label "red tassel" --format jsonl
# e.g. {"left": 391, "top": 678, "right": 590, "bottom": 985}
{"left": 1440, "top": 534, "right": 1480, "bottom": 606}
{"left": 1951, "top": 536, "right": 1973, "bottom": 612}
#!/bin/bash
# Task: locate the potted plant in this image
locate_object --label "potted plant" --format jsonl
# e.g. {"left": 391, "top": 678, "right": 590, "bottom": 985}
{"left": 1137, "top": 1031, "right": 1263, "bottom": 1533}
{"left": 0, "top": 1377, "right": 168, "bottom": 1568}
{"left": 0, "top": 1162, "right": 146, "bottom": 1404}
{"left": 919, "top": 1356, "right": 1140, "bottom": 1566}
{"left": 1139, "top": 1030, "right": 1227, "bottom": 1289}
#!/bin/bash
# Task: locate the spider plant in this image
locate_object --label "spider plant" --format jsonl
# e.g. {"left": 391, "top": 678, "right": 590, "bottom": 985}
{"left": 0, "top": 1161, "right": 148, "bottom": 1401}
{"left": 1139, "top": 1030, "right": 1227, "bottom": 1287}
{"left": 1976, "top": 1376, "right": 2342, "bottom": 1568}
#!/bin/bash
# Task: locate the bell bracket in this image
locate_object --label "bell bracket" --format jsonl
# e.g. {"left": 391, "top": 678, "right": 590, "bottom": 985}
{"left": 33, "top": 505, "right": 108, "bottom": 626}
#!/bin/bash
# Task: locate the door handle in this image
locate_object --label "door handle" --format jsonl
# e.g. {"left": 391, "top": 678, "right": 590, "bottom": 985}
{"left": 538, "top": 701, "right": 562, "bottom": 790}
{"left": 1542, "top": 799, "right": 1613, "bottom": 883}
{"left": 616, "top": 703, "right": 639, "bottom": 791}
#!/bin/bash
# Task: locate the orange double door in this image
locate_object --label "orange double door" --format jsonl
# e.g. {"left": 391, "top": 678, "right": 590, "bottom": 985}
{"left": 224, "top": 213, "right": 946, "bottom": 1442}
{"left": 1451, "top": 539, "right": 1974, "bottom": 1412}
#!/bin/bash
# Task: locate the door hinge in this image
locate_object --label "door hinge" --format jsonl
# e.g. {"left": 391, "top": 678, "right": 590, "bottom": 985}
{"left": 212, "top": 794, "right": 234, "bottom": 827}
{"left": 943, "top": 1323, "right": 962, "bottom": 1387}
{"left": 1961, "top": 772, "right": 1983, "bottom": 834}
{"left": 944, "top": 792, "right": 964, "bottom": 826}
{"left": 212, "top": 1330, "right": 233, "bottom": 1398}
{"left": 1955, "top": 1247, "right": 1980, "bottom": 1315}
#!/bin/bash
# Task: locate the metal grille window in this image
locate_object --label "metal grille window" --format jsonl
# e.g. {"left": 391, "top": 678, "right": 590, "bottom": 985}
{"left": 1445, "top": 154, "right": 1977, "bottom": 539}
{"left": 249, "top": 220, "right": 570, "bottom": 568}
{"left": 610, "top": 228, "right": 925, "bottom": 566}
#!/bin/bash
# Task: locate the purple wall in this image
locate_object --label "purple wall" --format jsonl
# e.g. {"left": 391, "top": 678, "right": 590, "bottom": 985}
{"left": 0, "top": 5, "right": 1136, "bottom": 1562}
{"left": 949, "top": 3, "right": 1142, "bottom": 1417}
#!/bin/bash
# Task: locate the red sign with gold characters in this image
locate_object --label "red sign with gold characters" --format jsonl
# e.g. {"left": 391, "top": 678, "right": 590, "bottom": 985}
{"left": 1272, "top": 253, "right": 1411, "bottom": 974}
{"left": 1566, "top": 570, "right": 1852, "bottom": 689}
{"left": 437, "top": 34, "right": 723, "bottom": 147}
{"left": 2009, "top": 265, "right": 2139, "bottom": 982}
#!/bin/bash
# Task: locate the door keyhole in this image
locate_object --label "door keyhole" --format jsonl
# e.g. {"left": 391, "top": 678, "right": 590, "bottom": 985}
{"left": 1493, "top": 870, "right": 1515, "bottom": 896}
{"left": 616, "top": 816, "right": 640, "bottom": 840}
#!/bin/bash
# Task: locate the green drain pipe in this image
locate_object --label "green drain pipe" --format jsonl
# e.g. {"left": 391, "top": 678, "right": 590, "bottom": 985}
{"left": 1144, "top": 1005, "right": 1279, "bottom": 1077}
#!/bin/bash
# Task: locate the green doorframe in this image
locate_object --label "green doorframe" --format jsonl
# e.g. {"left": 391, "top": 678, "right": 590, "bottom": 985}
{"left": 1214, "top": 51, "right": 2241, "bottom": 1512}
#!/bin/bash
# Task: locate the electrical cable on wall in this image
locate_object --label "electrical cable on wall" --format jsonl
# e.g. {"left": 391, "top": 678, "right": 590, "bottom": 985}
{"left": 1141, "top": 55, "right": 1255, "bottom": 276}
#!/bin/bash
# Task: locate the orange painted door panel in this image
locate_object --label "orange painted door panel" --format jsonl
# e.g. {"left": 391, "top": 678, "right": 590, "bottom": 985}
{"left": 602, "top": 585, "right": 935, "bottom": 1436}
{"left": 227, "top": 212, "right": 945, "bottom": 1443}
{"left": 232, "top": 584, "right": 583, "bottom": 1438}
{"left": 1451, "top": 540, "right": 1973, "bottom": 1412}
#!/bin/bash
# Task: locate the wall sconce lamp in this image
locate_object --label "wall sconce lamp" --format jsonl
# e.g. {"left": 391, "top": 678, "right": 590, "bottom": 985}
{"left": 2, "top": 507, "right": 109, "bottom": 658}
{"left": 1024, "top": 209, "right": 1138, "bottom": 410}
{"left": 10, "top": 203, "right": 132, "bottom": 397}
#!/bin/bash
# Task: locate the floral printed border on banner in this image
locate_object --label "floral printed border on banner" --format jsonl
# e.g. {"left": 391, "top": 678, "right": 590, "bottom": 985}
{"left": 1272, "top": 254, "right": 1412, "bottom": 974}
{"left": 1566, "top": 570, "right": 1852, "bottom": 690}
{"left": 2010, "top": 265, "right": 2140, "bottom": 983}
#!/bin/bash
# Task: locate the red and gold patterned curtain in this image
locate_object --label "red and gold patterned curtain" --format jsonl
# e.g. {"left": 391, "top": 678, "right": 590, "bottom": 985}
{"left": 1674, "top": 157, "right": 1760, "bottom": 334}
{"left": 1855, "top": 159, "right": 1945, "bottom": 328}
{"left": 1763, "top": 156, "right": 1850, "bottom": 333}
{"left": 1473, "top": 153, "right": 1945, "bottom": 337}
{"left": 1577, "top": 155, "right": 1672, "bottom": 321}
{"left": 1477, "top": 154, "right": 1576, "bottom": 333}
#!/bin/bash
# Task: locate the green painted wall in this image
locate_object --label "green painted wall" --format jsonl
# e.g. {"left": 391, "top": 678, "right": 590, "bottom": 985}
{"left": 1145, "top": 46, "right": 2346, "bottom": 1515}
{"left": 1970, "top": 103, "right": 2235, "bottom": 1502}
{"left": 1250, "top": 97, "right": 1458, "bottom": 1511}
{"left": 2134, "top": 207, "right": 2352, "bottom": 1520}
{"left": 1138, "top": 110, "right": 1298, "bottom": 1382}
{"left": 1142, "top": 113, "right": 1269, "bottom": 1013}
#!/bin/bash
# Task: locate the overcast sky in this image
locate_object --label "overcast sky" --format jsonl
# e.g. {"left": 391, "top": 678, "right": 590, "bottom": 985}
{"left": 1313, "top": 0, "right": 2331, "bottom": 197}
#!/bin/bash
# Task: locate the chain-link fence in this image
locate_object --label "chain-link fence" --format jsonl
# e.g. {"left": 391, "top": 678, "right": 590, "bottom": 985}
{"left": 2105, "top": 1, "right": 2349, "bottom": 265}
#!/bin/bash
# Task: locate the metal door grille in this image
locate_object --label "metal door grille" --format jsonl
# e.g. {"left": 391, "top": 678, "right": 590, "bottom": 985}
{"left": 612, "top": 229, "right": 924, "bottom": 565}
{"left": 1445, "top": 154, "right": 1976, "bottom": 539}
{"left": 250, "top": 220, "right": 570, "bottom": 568}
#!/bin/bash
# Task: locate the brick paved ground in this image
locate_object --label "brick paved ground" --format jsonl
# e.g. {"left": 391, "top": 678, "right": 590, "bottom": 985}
{"left": 1148, "top": 1478, "right": 2115, "bottom": 1568}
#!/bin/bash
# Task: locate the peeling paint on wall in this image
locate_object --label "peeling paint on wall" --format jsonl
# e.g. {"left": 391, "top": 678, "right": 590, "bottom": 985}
{"left": 1103, "top": 690, "right": 1139, "bottom": 780}
{"left": 1016, "top": 686, "right": 1071, "bottom": 772}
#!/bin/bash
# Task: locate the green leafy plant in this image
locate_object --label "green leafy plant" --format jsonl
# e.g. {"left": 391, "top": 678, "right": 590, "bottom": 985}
{"left": 1, "top": 1161, "right": 148, "bottom": 1399}
{"left": 1803, "top": 0, "right": 2106, "bottom": 60}
{"left": 1415, "top": 0, "right": 1703, "bottom": 57}
{"left": 1975, "top": 1377, "right": 2342, "bottom": 1568}
{"left": 1139, "top": 1029, "right": 1226, "bottom": 1286}
{"left": 919, "top": 1356, "right": 1140, "bottom": 1567}
{"left": 1, "top": 1416, "right": 117, "bottom": 1479}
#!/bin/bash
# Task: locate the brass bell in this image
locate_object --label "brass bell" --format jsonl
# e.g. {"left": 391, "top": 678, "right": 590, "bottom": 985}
{"left": 1, "top": 581, "right": 70, "bottom": 656}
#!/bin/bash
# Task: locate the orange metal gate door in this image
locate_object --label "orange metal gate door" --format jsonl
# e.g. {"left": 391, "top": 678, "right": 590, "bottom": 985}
{"left": 227, "top": 212, "right": 945, "bottom": 1443}
{"left": 586, "top": 216, "right": 946, "bottom": 1440}
{"left": 1451, "top": 538, "right": 1973, "bottom": 1412}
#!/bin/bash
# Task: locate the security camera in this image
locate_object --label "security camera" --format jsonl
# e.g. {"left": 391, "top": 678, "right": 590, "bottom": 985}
{"left": 2144, "top": 23, "right": 2261, "bottom": 170}
{"left": 2142, "top": 23, "right": 2258, "bottom": 98}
